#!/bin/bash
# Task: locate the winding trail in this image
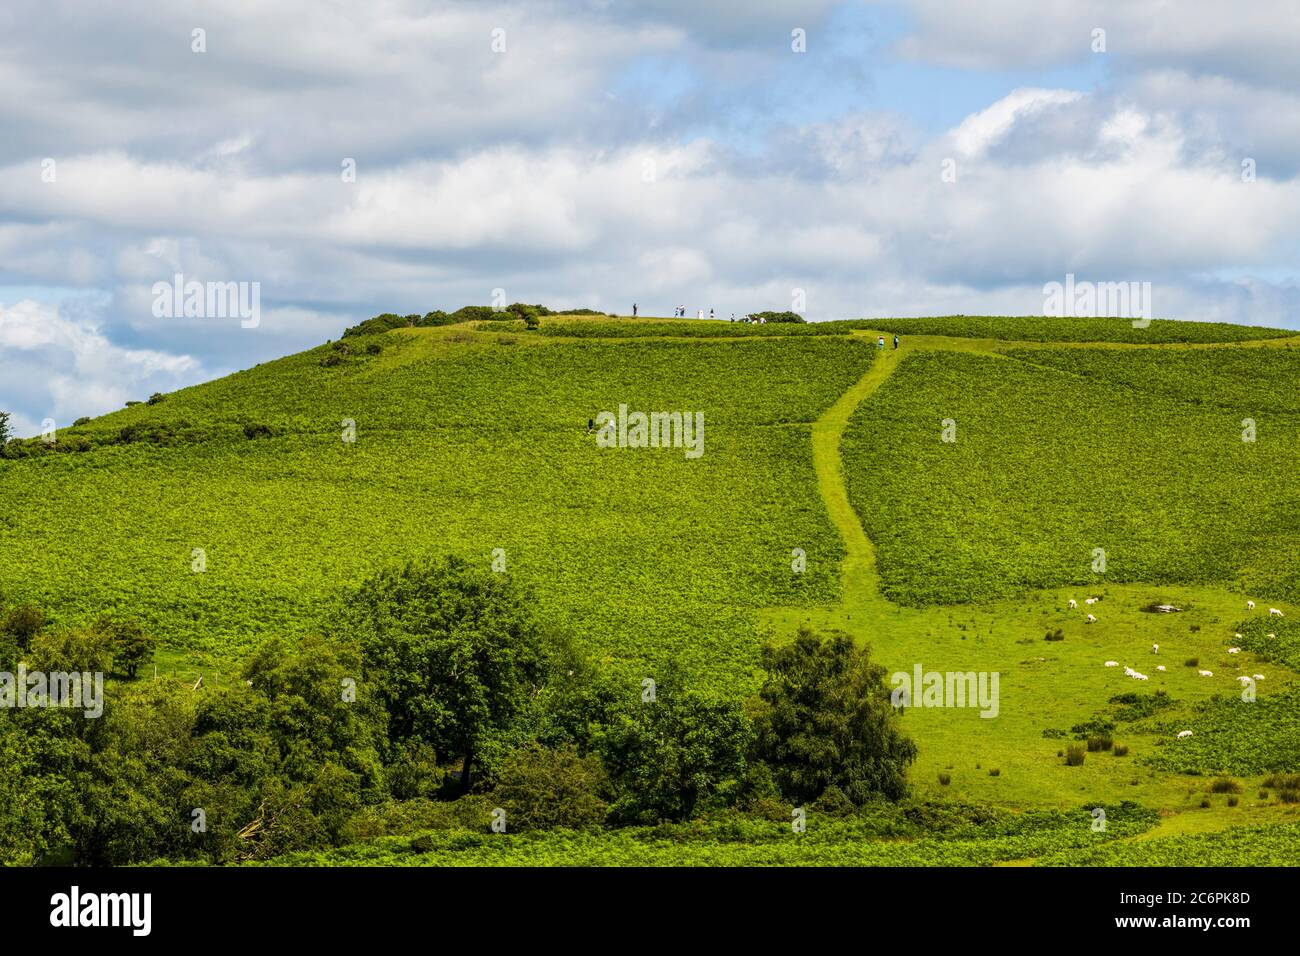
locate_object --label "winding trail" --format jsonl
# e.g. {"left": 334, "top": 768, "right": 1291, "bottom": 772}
{"left": 809, "top": 341, "right": 902, "bottom": 607}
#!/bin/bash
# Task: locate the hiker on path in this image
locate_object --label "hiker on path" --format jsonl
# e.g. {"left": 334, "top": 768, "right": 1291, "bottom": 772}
{"left": 632, "top": 303, "right": 638, "bottom": 317}
{"left": 893, "top": 334, "right": 899, "bottom": 350}
{"left": 877, "top": 336, "right": 885, "bottom": 349}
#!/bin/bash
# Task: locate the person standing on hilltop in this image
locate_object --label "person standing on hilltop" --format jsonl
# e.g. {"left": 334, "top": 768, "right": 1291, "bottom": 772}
{"left": 893, "top": 334, "right": 899, "bottom": 350}
{"left": 632, "top": 303, "right": 638, "bottom": 317}
{"left": 709, "top": 308, "right": 715, "bottom": 319}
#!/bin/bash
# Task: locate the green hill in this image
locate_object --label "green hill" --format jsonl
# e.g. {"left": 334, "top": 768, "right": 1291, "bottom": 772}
{"left": 3, "top": 312, "right": 1299, "bottom": 866}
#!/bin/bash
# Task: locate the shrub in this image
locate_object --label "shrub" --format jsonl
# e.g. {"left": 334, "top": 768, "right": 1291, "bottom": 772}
{"left": 243, "top": 422, "right": 276, "bottom": 439}
{"left": 1228, "top": 796, "right": 1239, "bottom": 807}
{"left": 1184, "top": 658, "right": 1199, "bottom": 667}
{"left": 147, "top": 392, "right": 165, "bottom": 405}
{"left": 988, "top": 768, "right": 1000, "bottom": 777}
{"left": 1113, "top": 745, "right": 1129, "bottom": 757}
{"left": 1065, "top": 745, "right": 1086, "bottom": 766}
{"left": 809, "top": 783, "right": 856, "bottom": 817}
{"left": 938, "top": 773, "right": 951, "bottom": 786}
{"left": 1043, "top": 628, "right": 1065, "bottom": 642}
{"left": 493, "top": 743, "right": 607, "bottom": 831}
{"left": 1209, "top": 777, "right": 1241, "bottom": 794}
{"left": 1281, "top": 788, "right": 1300, "bottom": 804}
{"left": 1199, "top": 798, "right": 1212, "bottom": 808}
{"left": 451, "top": 305, "right": 499, "bottom": 323}
{"left": 524, "top": 314, "right": 540, "bottom": 330}
{"left": 320, "top": 352, "right": 343, "bottom": 367}
{"left": 1086, "top": 734, "right": 1113, "bottom": 752}
{"left": 1, "top": 603, "right": 48, "bottom": 650}
{"left": 1262, "top": 773, "right": 1300, "bottom": 790}
{"left": 385, "top": 741, "right": 443, "bottom": 800}
{"left": 73, "top": 417, "right": 91, "bottom": 426}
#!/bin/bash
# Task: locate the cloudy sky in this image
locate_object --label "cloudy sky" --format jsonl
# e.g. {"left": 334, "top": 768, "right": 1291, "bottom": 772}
{"left": 2, "top": 0, "right": 1299, "bottom": 435}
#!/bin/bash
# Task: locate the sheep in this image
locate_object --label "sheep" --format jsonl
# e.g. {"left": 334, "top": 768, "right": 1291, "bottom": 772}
{"left": 1177, "top": 730, "right": 1193, "bottom": 739}
{"left": 1227, "top": 647, "right": 1240, "bottom": 654}
{"left": 1086, "top": 613, "right": 1097, "bottom": 623}
{"left": 1067, "top": 598, "right": 1077, "bottom": 609}
{"left": 1234, "top": 633, "right": 1243, "bottom": 639}
{"left": 1129, "top": 670, "right": 1148, "bottom": 681}
{"left": 1156, "top": 665, "right": 1166, "bottom": 672}
{"left": 1152, "top": 643, "right": 1159, "bottom": 654}
{"left": 1085, "top": 597, "right": 1099, "bottom": 605}
{"left": 1268, "top": 633, "right": 1276, "bottom": 639}
{"left": 1198, "top": 669, "right": 1214, "bottom": 677}
{"left": 1237, "top": 675, "right": 1253, "bottom": 684}
{"left": 1104, "top": 660, "right": 1119, "bottom": 667}
{"left": 1124, "top": 666, "right": 1136, "bottom": 676}
{"left": 1254, "top": 673, "right": 1266, "bottom": 680}
{"left": 1247, "top": 600, "right": 1256, "bottom": 610}
{"left": 1270, "top": 608, "right": 1284, "bottom": 617}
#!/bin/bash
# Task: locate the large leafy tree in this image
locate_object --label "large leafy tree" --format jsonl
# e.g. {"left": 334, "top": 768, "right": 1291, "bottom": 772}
{"left": 334, "top": 556, "right": 550, "bottom": 791}
{"left": 754, "top": 627, "right": 917, "bottom": 805}
{"left": 598, "top": 666, "right": 752, "bottom": 824}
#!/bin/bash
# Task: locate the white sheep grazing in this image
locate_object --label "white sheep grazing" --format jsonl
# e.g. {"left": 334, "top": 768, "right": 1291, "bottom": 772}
{"left": 1124, "top": 666, "right": 1136, "bottom": 676}
{"left": 1227, "top": 647, "right": 1240, "bottom": 654}
{"left": 1104, "top": 660, "right": 1119, "bottom": 667}
{"left": 1254, "top": 673, "right": 1266, "bottom": 680}
{"left": 1270, "top": 608, "right": 1284, "bottom": 617}
{"left": 1177, "top": 729, "right": 1194, "bottom": 739}
{"left": 1130, "top": 670, "right": 1148, "bottom": 681}
{"left": 1156, "top": 665, "right": 1166, "bottom": 672}
{"left": 1152, "top": 643, "right": 1159, "bottom": 654}
{"left": 1068, "top": 598, "right": 1077, "bottom": 609}
{"left": 1234, "top": 633, "right": 1243, "bottom": 640}
{"left": 1237, "top": 675, "right": 1253, "bottom": 684}
{"left": 1247, "top": 600, "right": 1255, "bottom": 610}
{"left": 1086, "top": 613, "right": 1097, "bottom": 623}
{"left": 1085, "top": 597, "right": 1099, "bottom": 605}
{"left": 1198, "top": 669, "right": 1214, "bottom": 677}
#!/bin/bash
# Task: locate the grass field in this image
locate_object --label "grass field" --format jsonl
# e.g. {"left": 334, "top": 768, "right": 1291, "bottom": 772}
{"left": 4, "top": 312, "right": 1299, "bottom": 865}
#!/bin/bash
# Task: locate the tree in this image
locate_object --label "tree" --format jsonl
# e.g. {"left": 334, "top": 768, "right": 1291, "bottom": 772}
{"left": 0, "top": 410, "right": 10, "bottom": 445}
{"left": 334, "top": 556, "right": 551, "bottom": 792}
{"left": 753, "top": 627, "right": 917, "bottom": 805}
{"left": 93, "top": 616, "right": 156, "bottom": 678}
{"left": 493, "top": 743, "right": 607, "bottom": 831}
{"left": 598, "top": 667, "right": 752, "bottom": 824}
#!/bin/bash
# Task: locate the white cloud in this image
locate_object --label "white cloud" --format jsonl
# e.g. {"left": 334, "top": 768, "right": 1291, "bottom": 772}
{"left": 0, "top": 299, "right": 199, "bottom": 436}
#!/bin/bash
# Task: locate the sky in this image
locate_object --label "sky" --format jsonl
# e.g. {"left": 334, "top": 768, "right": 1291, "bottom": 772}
{"left": 2, "top": 0, "right": 1299, "bottom": 436}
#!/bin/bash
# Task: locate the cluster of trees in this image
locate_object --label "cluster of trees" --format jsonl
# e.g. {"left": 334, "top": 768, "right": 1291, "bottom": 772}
{"left": 0, "top": 558, "right": 914, "bottom": 864}
{"left": 342, "top": 304, "right": 606, "bottom": 338}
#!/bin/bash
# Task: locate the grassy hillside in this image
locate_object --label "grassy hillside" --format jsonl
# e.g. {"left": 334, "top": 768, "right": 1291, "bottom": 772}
{"left": 5, "top": 313, "right": 1300, "bottom": 867}
{"left": 842, "top": 348, "right": 1300, "bottom": 605}
{"left": 0, "top": 326, "right": 871, "bottom": 686}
